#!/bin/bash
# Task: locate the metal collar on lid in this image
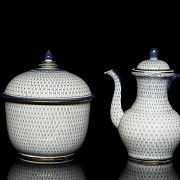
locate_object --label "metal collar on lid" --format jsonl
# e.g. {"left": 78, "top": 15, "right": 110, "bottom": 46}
{"left": 38, "top": 50, "right": 59, "bottom": 69}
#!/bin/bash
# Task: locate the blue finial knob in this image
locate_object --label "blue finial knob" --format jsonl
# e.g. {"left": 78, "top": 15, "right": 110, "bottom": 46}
{"left": 149, "top": 48, "right": 158, "bottom": 60}
{"left": 44, "top": 50, "right": 53, "bottom": 60}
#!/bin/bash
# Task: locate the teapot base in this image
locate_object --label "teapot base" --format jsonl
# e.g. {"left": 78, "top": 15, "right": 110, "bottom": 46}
{"left": 18, "top": 153, "right": 75, "bottom": 164}
{"left": 128, "top": 156, "right": 172, "bottom": 165}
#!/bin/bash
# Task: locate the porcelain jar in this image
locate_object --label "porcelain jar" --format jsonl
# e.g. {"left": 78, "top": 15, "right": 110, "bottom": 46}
{"left": 105, "top": 48, "right": 180, "bottom": 163}
{"left": 1, "top": 50, "right": 94, "bottom": 162}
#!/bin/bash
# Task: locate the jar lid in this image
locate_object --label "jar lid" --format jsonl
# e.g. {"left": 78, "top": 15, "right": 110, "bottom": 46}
{"left": 132, "top": 48, "right": 174, "bottom": 77}
{"left": 1, "top": 50, "right": 95, "bottom": 104}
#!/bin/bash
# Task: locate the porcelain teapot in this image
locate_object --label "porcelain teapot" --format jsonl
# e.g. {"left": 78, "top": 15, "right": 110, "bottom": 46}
{"left": 105, "top": 48, "right": 180, "bottom": 164}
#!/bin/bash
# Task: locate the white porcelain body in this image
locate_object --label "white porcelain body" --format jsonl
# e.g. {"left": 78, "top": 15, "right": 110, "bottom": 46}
{"left": 119, "top": 76, "right": 180, "bottom": 161}
{"left": 105, "top": 69, "right": 180, "bottom": 162}
{"left": 2, "top": 63, "right": 94, "bottom": 159}
{"left": 5, "top": 101, "right": 90, "bottom": 157}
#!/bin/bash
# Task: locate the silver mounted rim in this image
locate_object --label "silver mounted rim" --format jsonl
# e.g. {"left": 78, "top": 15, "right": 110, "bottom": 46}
{"left": 132, "top": 68, "right": 174, "bottom": 73}
{"left": 18, "top": 153, "right": 75, "bottom": 163}
{"left": 0, "top": 93, "right": 95, "bottom": 104}
{"left": 131, "top": 68, "right": 174, "bottom": 77}
{"left": 128, "top": 156, "right": 172, "bottom": 165}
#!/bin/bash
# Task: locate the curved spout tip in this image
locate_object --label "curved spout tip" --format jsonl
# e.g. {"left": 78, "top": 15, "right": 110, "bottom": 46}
{"left": 104, "top": 69, "right": 114, "bottom": 75}
{"left": 104, "top": 69, "right": 121, "bottom": 82}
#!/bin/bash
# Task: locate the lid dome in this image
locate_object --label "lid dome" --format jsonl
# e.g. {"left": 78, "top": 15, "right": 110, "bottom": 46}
{"left": 132, "top": 48, "right": 174, "bottom": 77}
{"left": 2, "top": 50, "right": 94, "bottom": 103}
{"left": 136, "top": 48, "right": 171, "bottom": 71}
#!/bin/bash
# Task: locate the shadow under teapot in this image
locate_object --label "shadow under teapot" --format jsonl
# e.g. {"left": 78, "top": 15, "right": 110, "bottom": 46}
{"left": 118, "top": 160, "right": 180, "bottom": 180}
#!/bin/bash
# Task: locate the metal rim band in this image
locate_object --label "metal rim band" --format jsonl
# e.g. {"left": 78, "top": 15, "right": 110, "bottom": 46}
{"left": 131, "top": 68, "right": 175, "bottom": 78}
{"left": 0, "top": 93, "right": 95, "bottom": 105}
{"left": 132, "top": 68, "right": 174, "bottom": 72}
{"left": 128, "top": 156, "right": 172, "bottom": 165}
{"left": 18, "top": 153, "right": 75, "bottom": 163}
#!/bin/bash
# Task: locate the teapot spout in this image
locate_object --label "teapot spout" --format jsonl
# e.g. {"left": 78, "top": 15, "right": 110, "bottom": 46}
{"left": 104, "top": 69, "right": 124, "bottom": 128}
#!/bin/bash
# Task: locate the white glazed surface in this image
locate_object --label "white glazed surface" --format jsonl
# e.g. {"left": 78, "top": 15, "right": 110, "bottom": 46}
{"left": 7, "top": 160, "right": 86, "bottom": 180}
{"left": 5, "top": 102, "right": 90, "bottom": 157}
{"left": 4, "top": 70, "right": 91, "bottom": 99}
{"left": 119, "top": 77, "right": 180, "bottom": 160}
{"left": 136, "top": 59, "right": 170, "bottom": 70}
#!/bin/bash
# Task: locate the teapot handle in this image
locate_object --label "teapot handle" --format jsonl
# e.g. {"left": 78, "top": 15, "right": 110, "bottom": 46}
{"left": 167, "top": 73, "right": 180, "bottom": 91}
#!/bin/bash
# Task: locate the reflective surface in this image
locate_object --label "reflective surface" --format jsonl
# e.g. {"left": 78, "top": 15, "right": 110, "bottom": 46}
{"left": 7, "top": 159, "right": 86, "bottom": 180}
{"left": 2, "top": 155, "right": 180, "bottom": 179}
{"left": 119, "top": 160, "right": 180, "bottom": 180}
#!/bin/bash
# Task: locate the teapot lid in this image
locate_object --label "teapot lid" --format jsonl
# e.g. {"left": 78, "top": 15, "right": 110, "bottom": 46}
{"left": 132, "top": 48, "right": 174, "bottom": 77}
{"left": 1, "top": 50, "right": 95, "bottom": 104}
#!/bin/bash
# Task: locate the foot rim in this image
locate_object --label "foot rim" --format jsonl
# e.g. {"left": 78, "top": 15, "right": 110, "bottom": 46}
{"left": 128, "top": 156, "right": 172, "bottom": 165}
{"left": 18, "top": 153, "right": 75, "bottom": 163}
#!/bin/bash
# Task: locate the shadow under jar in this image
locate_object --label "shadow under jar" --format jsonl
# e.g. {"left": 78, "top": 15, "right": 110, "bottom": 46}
{"left": 1, "top": 50, "right": 94, "bottom": 163}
